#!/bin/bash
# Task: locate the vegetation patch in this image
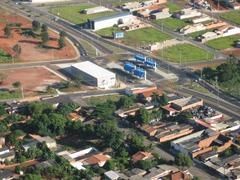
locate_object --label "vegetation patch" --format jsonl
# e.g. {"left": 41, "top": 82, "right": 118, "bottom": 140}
{"left": 50, "top": 4, "right": 117, "bottom": 25}
{"left": 0, "top": 49, "right": 13, "bottom": 63}
{"left": 199, "top": 56, "right": 240, "bottom": 98}
{"left": 166, "top": 2, "right": 181, "bottom": 13}
{"left": 155, "top": 43, "right": 214, "bottom": 63}
{"left": 206, "top": 35, "right": 240, "bottom": 50}
{"left": 98, "top": 27, "right": 172, "bottom": 47}
{"left": 0, "top": 91, "right": 20, "bottom": 100}
{"left": 86, "top": 95, "right": 122, "bottom": 106}
{"left": 154, "top": 17, "right": 190, "bottom": 31}
{"left": 220, "top": 10, "right": 240, "bottom": 25}
{"left": 188, "top": 29, "right": 212, "bottom": 39}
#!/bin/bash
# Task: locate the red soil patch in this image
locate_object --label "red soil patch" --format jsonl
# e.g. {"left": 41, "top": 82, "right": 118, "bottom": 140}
{"left": 0, "top": 66, "right": 63, "bottom": 95}
{"left": 0, "top": 10, "right": 77, "bottom": 62}
{"left": 223, "top": 48, "right": 240, "bottom": 57}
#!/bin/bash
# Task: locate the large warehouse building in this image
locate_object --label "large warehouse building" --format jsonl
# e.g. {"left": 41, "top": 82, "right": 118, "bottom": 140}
{"left": 71, "top": 61, "right": 116, "bottom": 89}
{"left": 88, "top": 12, "right": 134, "bottom": 31}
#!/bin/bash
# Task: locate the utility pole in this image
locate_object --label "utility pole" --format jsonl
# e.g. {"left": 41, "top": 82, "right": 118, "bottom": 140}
{"left": 215, "top": 76, "right": 219, "bottom": 106}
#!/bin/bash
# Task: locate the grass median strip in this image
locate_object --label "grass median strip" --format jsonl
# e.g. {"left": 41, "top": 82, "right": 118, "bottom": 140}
{"left": 155, "top": 43, "right": 214, "bottom": 63}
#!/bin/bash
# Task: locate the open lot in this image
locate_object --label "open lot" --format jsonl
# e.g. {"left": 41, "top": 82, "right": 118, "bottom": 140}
{"left": 49, "top": 4, "right": 117, "bottom": 25}
{"left": 0, "top": 66, "right": 63, "bottom": 96}
{"left": 97, "top": 27, "right": 172, "bottom": 47}
{"left": 154, "top": 17, "right": 190, "bottom": 31}
{"left": 0, "top": 8, "right": 77, "bottom": 63}
{"left": 220, "top": 10, "right": 240, "bottom": 25}
{"left": 206, "top": 34, "right": 240, "bottom": 50}
{"left": 154, "top": 43, "right": 214, "bottom": 63}
{"left": 166, "top": 2, "right": 182, "bottom": 13}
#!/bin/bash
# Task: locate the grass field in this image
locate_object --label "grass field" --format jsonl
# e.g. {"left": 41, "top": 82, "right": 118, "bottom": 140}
{"left": 206, "top": 35, "right": 240, "bottom": 50}
{"left": 0, "top": 91, "right": 20, "bottom": 100}
{"left": 97, "top": 27, "right": 172, "bottom": 47}
{"left": 156, "top": 43, "right": 214, "bottom": 63}
{"left": 220, "top": 10, "right": 240, "bottom": 25}
{"left": 154, "top": 17, "right": 189, "bottom": 31}
{"left": 166, "top": 2, "right": 181, "bottom": 13}
{"left": 0, "top": 49, "right": 13, "bottom": 63}
{"left": 49, "top": 4, "right": 117, "bottom": 25}
{"left": 188, "top": 30, "right": 211, "bottom": 39}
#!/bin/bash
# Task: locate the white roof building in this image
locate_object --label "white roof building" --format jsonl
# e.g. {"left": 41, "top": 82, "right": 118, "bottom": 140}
{"left": 82, "top": 6, "right": 111, "bottom": 15}
{"left": 71, "top": 61, "right": 116, "bottom": 89}
{"left": 88, "top": 13, "right": 134, "bottom": 31}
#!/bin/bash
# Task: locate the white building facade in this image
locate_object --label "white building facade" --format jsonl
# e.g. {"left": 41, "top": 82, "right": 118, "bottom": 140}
{"left": 71, "top": 61, "right": 116, "bottom": 89}
{"left": 88, "top": 13, "right": 134, "bottom": 31}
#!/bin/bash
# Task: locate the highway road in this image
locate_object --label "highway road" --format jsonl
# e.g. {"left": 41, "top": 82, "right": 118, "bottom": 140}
{"left": 179, "top": 87, "right": 240, "bottom": 119}
{"left": 2, "top": 1, "right": 240, "bottom": 113}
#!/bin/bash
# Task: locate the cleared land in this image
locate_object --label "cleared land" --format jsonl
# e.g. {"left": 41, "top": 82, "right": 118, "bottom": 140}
{"left": 0, "top": 8, "right": 77, "bottom": 62}
{"left": 206, "top": 35, "right": 240, "bottom": 50}
{"left": 155, "top": 43, "right": 214, "bottom": 63}
{"left": 97, "top": 27, "right": 172, "bottom": 47}
{"left": 220, "top": 10, "right": 240, "bottom": 25}
{"left": 154, "top": 17, "right": 189, "bottom": 31}
{"left": 0, "top": 66, "right": 63, "bottom": 96}
{"left": 50, "top": 4, "right": 117, "bottom": 25}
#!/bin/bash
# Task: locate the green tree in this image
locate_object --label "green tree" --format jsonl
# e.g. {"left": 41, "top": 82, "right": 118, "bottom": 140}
{"left": 12, "top": 44, "right": 22, "bottom": 57}
{"left": 41, "top": 24, "right": 48, "bottom": 32}
{"left": 151, "top": 109, "right": 163, "bottom": 122}
{"left": 175, "top": 153, "right": 193, "bottom": 168}
{"left": 135, "top": 108, "right": 151, "bottom": 125}
{"left": 95, "top": 100, "right": 116, "bottom": 119}
{"left": 192, "top": 176, "right": 200, "bottom": 180}
{"left": 24, "top": 174, "right": 42, "bottom": 180}
{"left": 22, "top": 102, "right": 53, "bottom": 116}
{"left": 116, "top": 96, "right": 134, "bottom": 109}
{"left": 0, "top": 104, "right": 6, "bottom": 116}
{"left": 12, "top": 81, "right": 21, "bottom": 89}
{"left": 41, "top": 31, "right": 49, "bottom": 46}
{"left": 58, "top": 36, "right": 65, "bottom": 49}
{"left": 32, "top": 20, "right": 41, "bottom": 32}
{"left": 159, "top": 94, "right": 169, "bottom": 106}
{"left": 136, "top": 159, "right": 155, "bottom": 170}
{"left": 58, "top": 31, "right": 66, "bottom": 49}
{"left": 0, "top": 122, "right": 8, "bottom": 134}
{"left": 30, "top": 113, "right": 66, "bottom": 136}
{"left": 4, "top": 24, "right": 11, "bottom": 38}
{"left": 104, "top": 159, "right": 117, "bottom": 170}
{"left": 59, "top": 31, "right": 66, "bottom": 37}
{"left": 57, "top": 102, "right": 78, "bottom": 116}
{"left": 73, "top": 76, "right": 82, "bottom": 87}
{"left": 128, "top": 134, "right": 146, "bottom": 154}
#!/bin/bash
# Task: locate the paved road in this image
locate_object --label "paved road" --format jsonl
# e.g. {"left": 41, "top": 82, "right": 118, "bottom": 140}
{"left": 177, "top": 87, "right": 240, "bottom": 119}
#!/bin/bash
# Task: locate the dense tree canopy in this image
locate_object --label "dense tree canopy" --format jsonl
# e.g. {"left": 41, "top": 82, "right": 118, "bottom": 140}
{"left": 201, "top": 56, "right": 240, "bottom": 97}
